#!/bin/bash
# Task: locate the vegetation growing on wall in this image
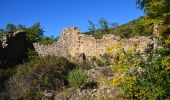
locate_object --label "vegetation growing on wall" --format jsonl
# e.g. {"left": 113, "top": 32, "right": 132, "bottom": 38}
{"left": 106, "top": 42, "right": 170, "bottom": 99}
{"left": 0, "top": 0, "right": 169, "bottom": 99}
{"left": 102, "top": 0, "right": 170, "bottom": 99}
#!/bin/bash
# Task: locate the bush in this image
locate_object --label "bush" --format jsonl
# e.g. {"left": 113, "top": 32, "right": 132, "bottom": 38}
{"left": 68, "top": 69, "right": 87, "bottom": 88}
{"left": 5, "top": 56, "right": 76, "bottom": 99}
{"left": 26, "top": 49, "right": 39, "bottom": 61}
{"left": 107, "top": 39, "right": 170, "bottom": 99}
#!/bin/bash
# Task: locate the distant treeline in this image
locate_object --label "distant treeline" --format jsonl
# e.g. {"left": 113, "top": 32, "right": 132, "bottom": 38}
{"left": 0, "top": 16, "right": 153, "bottom": 44}
{"left": 85, "top": 16, "right": 153, "bottom": 39}
{"left": 0, "top": 22, "right": 58, "bottom": 45}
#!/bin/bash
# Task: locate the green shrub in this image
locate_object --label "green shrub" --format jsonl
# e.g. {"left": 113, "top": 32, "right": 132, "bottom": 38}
{"left": 26, "top": 49, "right": 39, "bottom": 61}
{"left": 107, "top": 39, "right": 170, "bottom": 99}
{"left": 100, "top": 95, "right": 112, "bottom": 100}
{"left": 6, "top": 56, "right": 76, "bottom": 99}
{"left": 68, "top": 69, "right": 87, "bottom": 88}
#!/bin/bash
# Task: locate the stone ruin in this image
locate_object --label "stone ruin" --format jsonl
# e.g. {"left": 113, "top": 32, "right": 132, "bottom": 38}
{"left": 0, "top": 24, "right": 159, "bottom": 67}
{"left": 0, "top": 30, "right": 27, "bottom": 67}
{"left": 0, "top": 26, "right": 157, "bottom": 67}
{"left": 34, "top": 26, "right": 154, "bottom": 59}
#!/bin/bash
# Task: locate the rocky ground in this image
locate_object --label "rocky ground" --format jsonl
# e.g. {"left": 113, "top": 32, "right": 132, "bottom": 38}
{"left": 54, "top": 66, "right": 124, "bottom": 100}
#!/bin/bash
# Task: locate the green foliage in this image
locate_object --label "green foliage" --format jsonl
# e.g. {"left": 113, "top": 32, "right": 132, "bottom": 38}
{"left": 0, "top": 24, "right": 25, "bottom": 40}
{"left": 107, "top": 44, "right": 142, "bottom": 86}
{"left": 100, "top": 95, "right": 112, "bottom": 100}
{"left": 6, "top": 24, "right": 16, "bottom": 33}
{"left": 0, "top": 29, "right": 5, "bottom": 40}
{"left": 121, "top": 42, "right": 170, "bottom": 99}
{"left": 26, "top": 22, "right": 44, "bottom": 43}
{"left": 26, "top": 49, "right": 39, "bottom": 61}
{"left": 113, "top": 16, "right": 153, "bottom": 38}
{"left": 0, "top": 22, "right": 57, "bottom": 45}
{"left": 136, "top": 0, "right": 170, "bottom": 31}
{"left": 88, "top": 20, "right": 96, "bottom": 33}
{"left": 136, "top": 0, "right": 151, "bottom": 10}
{"left": 68, "top": 69, "right": 87, "bottom": 88}
{"left": 110, "top": 1, "right": 170, "bottom": 99}
{"left": 6, "top": 56, "right": 76, "bottom": 99}
{"left": 85, "top": 17, "right": 152, "bottom": 39}
{"left": 16, "top": 24, "right": 26, "bottom": 31}
{"left": 86, "top": 17, "right": 117, "bottom": 39}
{"left": 136, "top": 0, "right": 170, "bottom": 72}
{"left": 137, "top": 0, "right": 170, "bottom": 21}
{"left": 107, "top": 39, "right": 170, "bottom": 99}
{"left": 98, "top": 17, "right": 109, "bottom": 34}
{"left": 0, "top": 23, "right": 58, "bottom": 64}
{"left": 0, "top": 23, "right": 42, "bottom": 43}
{"left": 38, "top": 36, "right": 58, "bottom": 45}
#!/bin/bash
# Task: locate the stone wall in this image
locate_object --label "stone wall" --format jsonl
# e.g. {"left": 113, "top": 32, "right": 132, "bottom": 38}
{"left": 34, "top": 26, "right": 154, "bottom": 58}
{"left": 0, "top": 30, "right": 27, "bottom": 67}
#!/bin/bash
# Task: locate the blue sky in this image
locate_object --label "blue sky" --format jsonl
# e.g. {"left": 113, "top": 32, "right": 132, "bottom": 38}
{"left": 0, "top": 0, "right": 144, "bottom": 36}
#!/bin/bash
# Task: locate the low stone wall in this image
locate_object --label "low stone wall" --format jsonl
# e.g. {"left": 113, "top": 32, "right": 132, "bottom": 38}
{"left": 34, "top": 27, "right": 154, "bottom": 58}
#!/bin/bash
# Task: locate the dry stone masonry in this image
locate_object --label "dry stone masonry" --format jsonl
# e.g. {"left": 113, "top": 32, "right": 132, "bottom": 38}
{"left": 0, "top": 30, "right": 27, "bottom": 67}
{"left": 34, "top": 26, "right": 154, "bottom": 59}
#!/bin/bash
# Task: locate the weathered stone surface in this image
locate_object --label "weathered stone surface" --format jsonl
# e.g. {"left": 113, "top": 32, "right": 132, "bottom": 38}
{"left": 55, "top": 66, "right": 123, "bottom": 100}
{"left": 0, "top": 30, "right": 27, "bottom": 68}
{"left": 34, "top": 26, "right": 154, "bottom": 59}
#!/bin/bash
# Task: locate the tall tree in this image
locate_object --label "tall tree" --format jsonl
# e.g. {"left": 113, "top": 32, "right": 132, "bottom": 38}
{"left": 98, "top": 17, "right": 109, "bottom": 34}
{"left": 136, "top": 0, "right": 151, "bottom": 10}
{"left": 26, "top": 22, "right": 44, "bottom": 43}
{"left": 6, "top": 24, "right": 16, "bottom": 33}
{"left": 110, "top": 22, "right": 118, "bottom": 28}
{"left": 88, "top": 20, "right": 96, "bottom": 33}
{"left": 137, "top": 0, "right": 170, "bottom": 23}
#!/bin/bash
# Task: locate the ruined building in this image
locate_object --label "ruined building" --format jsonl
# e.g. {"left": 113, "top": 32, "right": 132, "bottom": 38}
{"left": 0, "top": 30, "right": 27, "bottom": 67}
{"left": 34, "top": 27, "right": 154, "bottom": 59}
{"left": 0, "top": 25, "right": 157, "bottom": 67}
